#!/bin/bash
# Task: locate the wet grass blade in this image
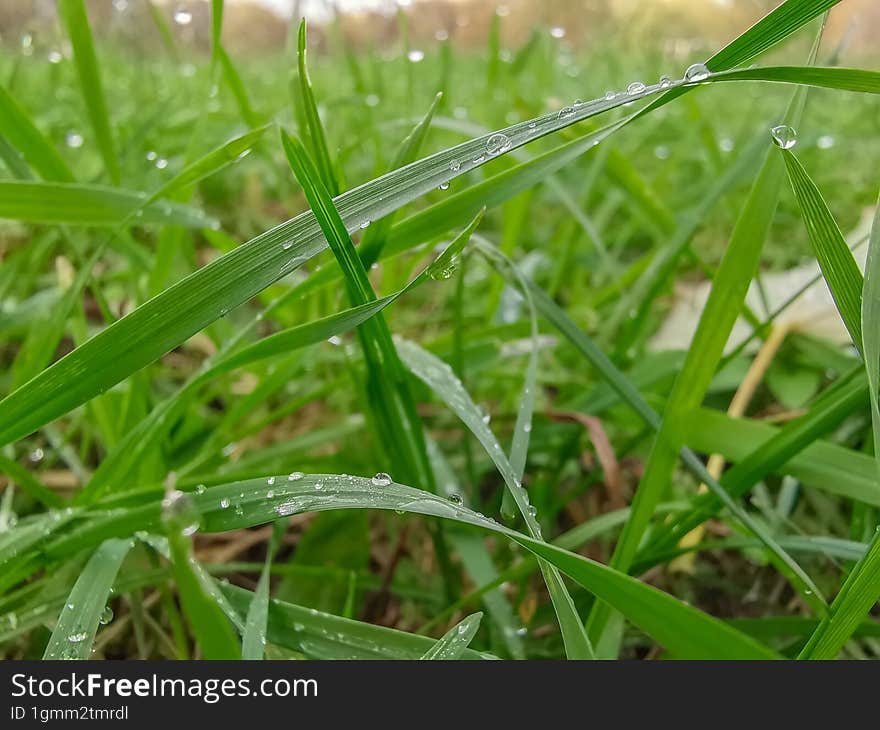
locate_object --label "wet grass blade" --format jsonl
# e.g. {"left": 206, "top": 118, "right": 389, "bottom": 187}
{"left": 395, "top": 338, "right": 595, "bottom": 659}
{"left": 781, "top": 149, "right": 864, "bottom": 350}
{"left": 241, "top": 520, "right": 286, "bottom": 660}
{"left": 43, "top": 538, "right": 130, "bottom": 659}
{"left": 58, "top": 0, "right": 120, "bottom": 184}
{"left": 420, "top": 613, "right": 483, "bottom": 660}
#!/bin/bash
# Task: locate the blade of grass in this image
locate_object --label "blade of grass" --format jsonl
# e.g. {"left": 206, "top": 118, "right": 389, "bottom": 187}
{"left": 781, "top": 148, "right": 864, "bottom": 350}
{"left": 0, "top": 181, "right": 216, "bottom": 228}
{"left": 395, "top": 338, "right": 595, "bottom": 659}
{"left": 43, "top": 538, "right": 130, "bottom": 659}
{"left": 0, "top": 84, "right": 73, "bottom": 181}
{"left": 420, "top": 612, "right": 483, "bottom": 660}
{"left": 241, "top": 520, "right": 286, "bottom": 659}
{"left": 58, "top": 0, "right": 120, "bottom": 184}
{"left": 296, "top": 21, "right": 339, "bottom": 197}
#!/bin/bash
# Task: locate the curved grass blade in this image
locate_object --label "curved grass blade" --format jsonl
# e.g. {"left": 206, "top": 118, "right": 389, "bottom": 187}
{"left": 43, "top": 538, "right": 130, "bottom": 660}
{"left": 192, "top": 474, "right": 776, "bottom": 659}
{"left": 0, "top": 181, "right": 216, "bottom": 228}
{"left": 0, "top": 84, "right": 73, "bottom": 182}
{"left": 58, "top": 0, "right": 120, "bottom": 184}
{"left": 420, "top": 612, "right": 483, "bottom": 660}
{"left": 33, "top": 475, "right": 777, "bottom": 659}
{"left": 394, "top": 338, "right": 595, "bottom": 659}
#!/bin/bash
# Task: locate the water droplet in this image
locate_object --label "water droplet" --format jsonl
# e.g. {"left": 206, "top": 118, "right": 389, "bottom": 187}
{"left": 281, "top": 241, "right": 294, "bottom": 251}
{"left": 485, "top": 133, "right": 511, "bottom": 156}
{"left": 527, "top": 505, "right": 537, "bottom": 517}
{"left": 684, "top": 62, "right": 711, "bottom": 83}
{"left": 314, "top": 482, "right": 324, "bottom": 491}
{"left": 29, "top": 447, "right": 44, "bottom": 463}
{"left": 550, "top": 26, "right": 566, "bottom": 39}
{"left": 365, "top": 93, "right": 380, "bottom": 108}
{"left": 658, "top": 74, "right": 672, "bottom": 88}
{"left": 99, "top": 605, "right": 114, "bottom": 625}
{"left": 162, "top": 489, "right": 200, "bottom": 536}
{"left": 770, "top": 124, "right": 797, "bottom": 150}
{"left": 371, "top": 472, "right": 393, "bottom": 487}
{"left": 626, "top": 81, "right": 646, "bottom": 95}
{"left": 557, "top": 106, "right": 575, "bottom": 120}
{"left": 288, "top": 472, "right": 304, "bottom": 482}
{"left": 817, "top": 134, "right": 835, "bottom": 150}
{"left": 448, "top": 493, "right": 463, "bottom": 505}
{"left": 515, "top": 626, "right": 527, "bottom": 637}
{"left": 359, "top": 220, "right": 371, "bottom": 230}
{"left": 439, "top": 181, "right": 450, "bottom": 191}
{"left": 430, "top": 256, "right": 459, "bottom": 280}
{"left": 155, "top": 158, "right": 168, "bottom": 170}
{"left": 195, "top": 484, "right": 206, "bottom": 495}
{"left": 68, "top": 632, "right": 88, "bottom": 644}
{"left": 113, "top": 0, "right": 129, "bottom": 11}
{"left": 20, "top": 33, "right": 33, "bottom": 56}
{"left": 47, "top": 50, "right": 63, "bottom": 64}
{"left": 219, "top": 498, "right": 230, "bottom": 509}
{"left": 719, "top": 137, "right": 734, "bottom": 153}
{"left": 604, "top": 91, "right": 617, "bottom": 101}
{"left": 173, "top": 8, "right": 192, "bottom": 25}
{"left": 267, "top": 476, "right": 276, "bottom": 486}
{"left": 407, "top": 49, "right": 425, "bottom": 63}
{"left": 266, "top": 489, "right": 275, "bottom": 498}
{"left": 449, "top": 160, "right": 461, "bottom": 172}
{"left": 65, "top": 131, "right": 84, "bottom": 149}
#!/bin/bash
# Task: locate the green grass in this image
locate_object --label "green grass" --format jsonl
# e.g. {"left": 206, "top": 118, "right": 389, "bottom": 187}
{"left": 1, "top": 0, "right": 879, "bottom": 660}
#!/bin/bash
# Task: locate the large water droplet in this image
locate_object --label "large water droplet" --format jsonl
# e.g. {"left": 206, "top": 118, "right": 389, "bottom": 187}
{"left": 626, "top": 81, "right": 646, "bottom": 95}
{"left": 448, "top": 493, "right": 463, "bottom": 505}
{"left": 173, "top": 8, "right": 192, "bottom": 25}
{"left": 770, "top": 124, "right": 797, "bottom": 150}
{"left": 162, "top": 489, "right": 200, "bottom": 536}
{"left": 684, "top": 63, "right": 711, "bottom": 82}
{"left": 99, "top": 605, "right": 114, "bottom": 625}
{"left": 371, "top": 472, "right": 393, "bottom": 487}
{"left": 485, "top": 133, "right": 511, "bottom": 156}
